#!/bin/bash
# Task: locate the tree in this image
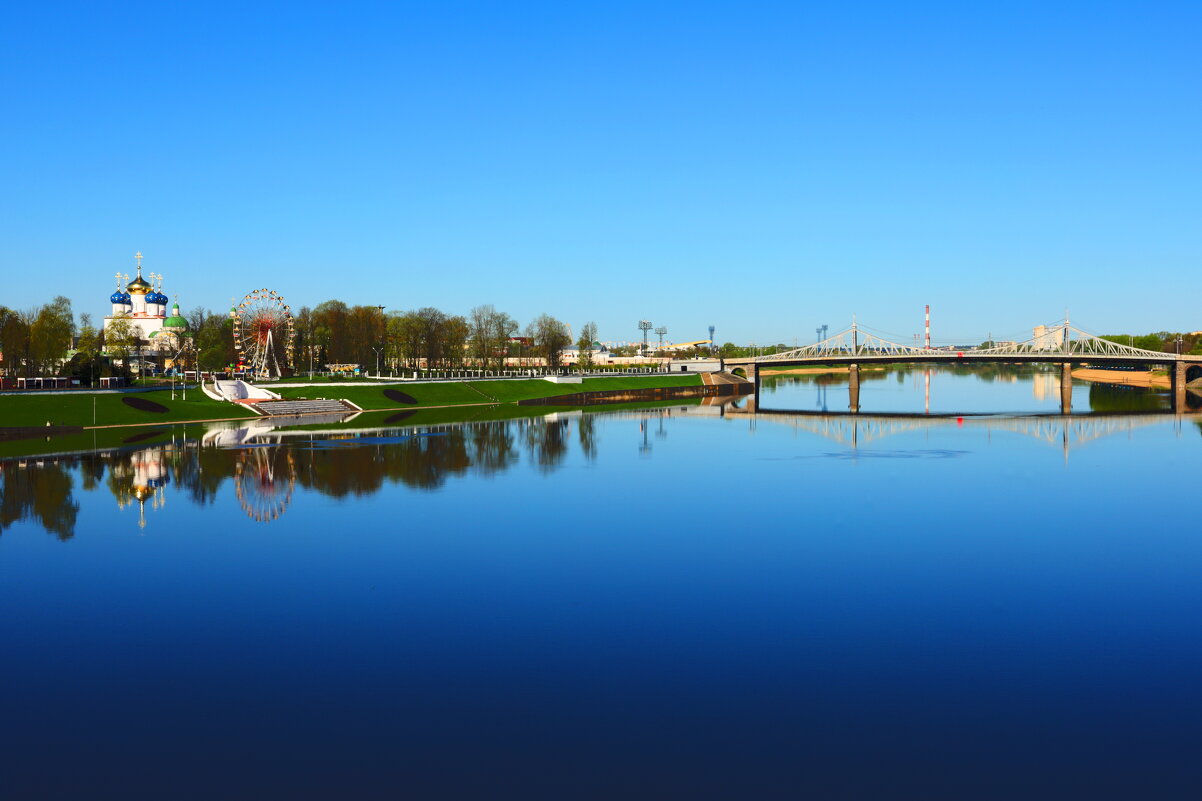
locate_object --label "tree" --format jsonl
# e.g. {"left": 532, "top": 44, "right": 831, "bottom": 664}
{"left": 528, "top": 314, "right": 571, "bottom": 370}
{"left": 29, "top": 296, "right": 74, "bottom": 375}
{"left": 468, "top": 305, "right": 519, "bottom": 370}
{"left": 0, "top": 306, "right": 31, "bottom": 377}
{"left": 103, "top": 317, "right": 138, "bottom": 369}
{"left": 156, "top": 327, "right": 191, "bottom": 374}
{"left": 68, "top": 313, "right": 104, "bottom": 386}
{"left": 312, "top": 300, "right": 350, "bottom": 363}
{"left": 293, "top": 306, "right": 315, "bottom": 372}
{"left": 388, "top": 310, "right": 424, "bottom": 370}
{"left": 577, "top": 321, "right": 598, "bottom": 372}
{"left": 440, "top": 315, "right": 469, "bottom": 368}
{"left": 187, "top": 308, "right": 235, "bottom": 370}
{"left": 346, "top": 305, "right": 387, "bottom": 371}
{"left": 76, "top": 313, "right": 98, "bottom": 360}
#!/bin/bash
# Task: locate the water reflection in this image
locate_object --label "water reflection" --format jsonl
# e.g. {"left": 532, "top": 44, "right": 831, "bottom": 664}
{"left": 761, "top": 363, "right": 1200, "bottom": 414}
{"left": 0, "top": 409, "right": 667, "bottom": 537}
{"left": 4, "top": 398, "right": 1201, "bottom": 540}
{"left": 0, "top": 459, "right": 78, "bottom": 540}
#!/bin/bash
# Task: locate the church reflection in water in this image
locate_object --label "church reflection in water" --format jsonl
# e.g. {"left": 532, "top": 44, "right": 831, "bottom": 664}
{"left": 0, "top": 408, "right": 632, "bottom": 539}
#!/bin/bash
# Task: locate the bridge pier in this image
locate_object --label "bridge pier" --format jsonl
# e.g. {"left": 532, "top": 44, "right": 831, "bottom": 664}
{"left": 848, "top": 364, "right": 860, "bottom": 413}
{"left": 1173, "top": 361, "right": 1187, "bottom": 413}
{"left": 1060, "top": 363, "right": 1073, "bottom": 414}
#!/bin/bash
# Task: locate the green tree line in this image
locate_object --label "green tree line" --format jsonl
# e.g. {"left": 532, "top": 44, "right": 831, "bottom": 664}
{"left": 2, "top": 295, "right": 591, "bottom": 376}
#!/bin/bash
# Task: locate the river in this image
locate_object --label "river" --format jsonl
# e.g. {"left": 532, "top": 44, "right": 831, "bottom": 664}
{"left": 2, "top": 366, "right": 1200, "bottom": 798}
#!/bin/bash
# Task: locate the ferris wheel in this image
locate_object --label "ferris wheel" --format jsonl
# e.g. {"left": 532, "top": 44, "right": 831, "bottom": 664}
{"left": 233, "top": 288, "right": 295, "bottom": 378}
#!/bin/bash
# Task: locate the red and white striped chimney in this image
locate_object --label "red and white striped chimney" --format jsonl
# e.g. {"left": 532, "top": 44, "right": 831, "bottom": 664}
{"left": 924, "top": 305, "right": 931, "bottom": 350}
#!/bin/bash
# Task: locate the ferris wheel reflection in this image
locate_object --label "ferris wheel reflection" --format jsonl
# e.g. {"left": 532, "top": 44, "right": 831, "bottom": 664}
{"left": 234, "top": 447, "right": 296, "bottom": 523}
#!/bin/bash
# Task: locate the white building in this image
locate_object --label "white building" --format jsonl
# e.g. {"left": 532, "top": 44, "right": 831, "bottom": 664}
{"left": 103, "top": 252, "right": 190, "bottom": 367}
{"left": 1032, "top": 325, "right": 1060, "bottom": 351}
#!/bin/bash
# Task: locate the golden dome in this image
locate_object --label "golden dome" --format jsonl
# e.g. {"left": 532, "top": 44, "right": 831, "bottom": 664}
{"left": 127, "top": 272, "right": 152, "bottom": 294}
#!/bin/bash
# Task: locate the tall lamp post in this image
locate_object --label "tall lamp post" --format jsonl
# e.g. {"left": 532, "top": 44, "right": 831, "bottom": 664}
{"left": 638, "top": 320, "right": 653, "bottom": 359}
{"left": 179, "top": 339, "right": 189, "bottom": 400}
{"left": 376, "top": 305, "right": 386, "bottom": 377}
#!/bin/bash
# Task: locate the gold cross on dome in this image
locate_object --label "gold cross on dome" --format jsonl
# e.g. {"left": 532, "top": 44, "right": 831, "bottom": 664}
{"left": 135, "top": 251, "right": 143, "bottom": 268}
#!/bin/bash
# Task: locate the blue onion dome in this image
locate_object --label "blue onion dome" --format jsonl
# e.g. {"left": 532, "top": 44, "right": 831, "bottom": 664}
{"left": 149, "top": 290, "right": 168, "bottom": 305}
{"left": 110, "top": 290, "right": 126, "bottom": 303}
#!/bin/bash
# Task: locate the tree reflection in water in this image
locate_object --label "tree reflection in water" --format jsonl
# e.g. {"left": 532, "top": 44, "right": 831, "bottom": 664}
{"left": 523, "top": 416, "right": 570, "bottom": 473}
{"left": 0, "top": 414, "right": 610, "bottom": 538}
{"left": 0, "top": 460, "right": 79, "bottom": 540}
{"left": 5, "top": 401, "right": 1196, "bottom": 540}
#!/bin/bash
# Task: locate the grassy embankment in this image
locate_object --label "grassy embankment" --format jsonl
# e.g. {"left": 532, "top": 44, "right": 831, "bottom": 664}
{"left": 292, "top": 395, "right": 708, "bottom": 431}
{"left": 0, "top": 375, "right": 703, "bottom": 429}
{"left": 274, "top": 375, "right": 702, "bottom": 409}
{"left": 0, "top": 392, "right": 711, "bottom": 459}
{"left": 0, "top": 390, "right": 236, "bottom": 428}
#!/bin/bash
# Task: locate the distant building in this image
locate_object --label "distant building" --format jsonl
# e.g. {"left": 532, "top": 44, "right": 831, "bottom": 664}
{"left": 1032, "top": 325, "right": 1060, "bottom": 351}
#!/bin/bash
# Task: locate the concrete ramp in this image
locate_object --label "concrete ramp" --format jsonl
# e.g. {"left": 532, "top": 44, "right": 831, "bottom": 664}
{"left": 703, "top": 371, "right": 752, "bottom": 386}
{"left": 250, "top": 398, "right": 359, "bottom": 416}
{"left": 213, "top": 380, "right": 282, "bottom": 402}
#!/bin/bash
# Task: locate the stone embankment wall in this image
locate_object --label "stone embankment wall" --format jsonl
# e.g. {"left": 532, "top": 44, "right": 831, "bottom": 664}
{"left": 518, "top": 381, "right": 750, "bottom": 407}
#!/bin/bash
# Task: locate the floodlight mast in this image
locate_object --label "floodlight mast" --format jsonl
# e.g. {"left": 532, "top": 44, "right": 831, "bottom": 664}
{"left": 655, "top": 326, "right": 667, "bottom": 350}
{"left": 638, "top": 320, "right": 653, "bottom": 357}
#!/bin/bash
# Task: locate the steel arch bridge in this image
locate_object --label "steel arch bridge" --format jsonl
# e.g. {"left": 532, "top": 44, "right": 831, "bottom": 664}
{"left": 728, "top": 321, "right": 1201, "bottom": 369}
{"left": 722, "top": 320, "right": 1202, "bottom": 414}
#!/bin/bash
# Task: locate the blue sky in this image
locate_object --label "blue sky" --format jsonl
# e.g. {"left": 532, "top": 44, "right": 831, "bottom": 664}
{"left": 2, "top": 1, "right": 1199, "bottom": 345}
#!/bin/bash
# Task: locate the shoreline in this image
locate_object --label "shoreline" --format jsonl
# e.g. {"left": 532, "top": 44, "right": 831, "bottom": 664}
{"left": 1071, "top": 368, "right": 1170, "bottom": 388}
{"left": 0, "top": 374, "right": 718, "bottom": 435}
{"left": 761, "top": 366, "right": 885, "bottom": 376}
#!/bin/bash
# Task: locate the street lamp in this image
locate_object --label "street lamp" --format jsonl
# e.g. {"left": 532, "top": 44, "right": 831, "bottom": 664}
{"left": 372, "top": 346, "right": 383, "bottom": 378}
{"left": 638, "top": 320, "right": 653, "bottom": 359}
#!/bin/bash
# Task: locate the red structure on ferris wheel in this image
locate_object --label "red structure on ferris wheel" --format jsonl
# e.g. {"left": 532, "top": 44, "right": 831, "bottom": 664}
{"left": 231, "top": 288, "right": 295, "bottom": 378}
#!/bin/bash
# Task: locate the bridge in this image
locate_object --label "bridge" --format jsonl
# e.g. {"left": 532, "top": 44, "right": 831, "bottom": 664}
{"left": 723, "top": 320, "right": 1202, "bottom": 413}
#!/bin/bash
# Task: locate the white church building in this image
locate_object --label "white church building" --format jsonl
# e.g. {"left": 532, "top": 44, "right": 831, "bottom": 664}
{"left": 104, "top": 252, "right": 190, "bottom": 367}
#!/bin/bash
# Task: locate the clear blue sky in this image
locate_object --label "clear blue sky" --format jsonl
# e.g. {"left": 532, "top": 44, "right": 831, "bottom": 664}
{"left": 2, "top": 1, "right": 1199, "bottom": 345}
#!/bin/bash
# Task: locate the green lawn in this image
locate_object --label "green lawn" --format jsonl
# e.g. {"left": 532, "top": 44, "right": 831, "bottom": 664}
{"left": 291, "top": 394, "right": 707, "bottom": 431}
{"left": 276, "top": 375, "right": 702, "bottom": 410}
{"left": 0, "top": 389, "right": 245, "bottom": 428}
{"left": 0, "top": 377, "right": 712, "bottom": 458}
{"left": 0, "top": 375, "right": 704, "bottom": 431}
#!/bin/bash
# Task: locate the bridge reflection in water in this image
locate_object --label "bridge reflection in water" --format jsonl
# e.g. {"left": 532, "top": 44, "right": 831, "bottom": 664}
{"left": 717, "top": 402, "right": 1177, "bottom": 456}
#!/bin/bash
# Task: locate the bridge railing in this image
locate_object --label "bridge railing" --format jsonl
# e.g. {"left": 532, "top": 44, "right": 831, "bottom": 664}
{"left": 755, "top": 322, "right": 1177, "bottom": 363}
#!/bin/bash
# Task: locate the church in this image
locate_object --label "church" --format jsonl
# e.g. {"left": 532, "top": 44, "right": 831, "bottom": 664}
{"left": 104, "top": 252, "right": 190, "bottom": 368}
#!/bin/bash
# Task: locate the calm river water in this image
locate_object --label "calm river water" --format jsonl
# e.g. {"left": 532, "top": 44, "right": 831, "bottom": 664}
{"left": 3, "top": 368, "right": 1201, "bottom": 799}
